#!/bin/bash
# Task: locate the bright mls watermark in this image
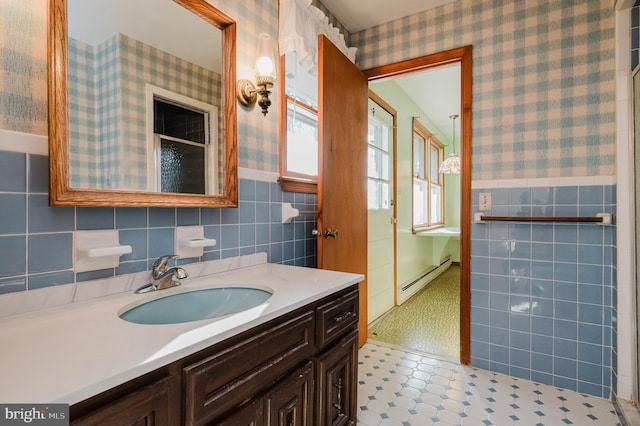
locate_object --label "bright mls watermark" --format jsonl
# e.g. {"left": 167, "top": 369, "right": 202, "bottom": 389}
{"left": 0, "top": 404, "right": 68, "bottom": 425}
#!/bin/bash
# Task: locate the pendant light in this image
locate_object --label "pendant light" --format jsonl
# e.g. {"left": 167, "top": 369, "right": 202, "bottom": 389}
{"left": 439, "top": 114, "right": 461, "bottom": 174}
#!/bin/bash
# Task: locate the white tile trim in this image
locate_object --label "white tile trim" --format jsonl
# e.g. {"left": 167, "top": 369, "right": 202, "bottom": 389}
{"left": 0, "top": 130, "right": 280, "bottom": 184}
{"left": 471, "top": 175, "right": 616, "bottom": 189}
{"left": 239, "top": 167, "right": 279, "bottom": 182}
{"left": 0, "top": 129, "right": 48, "bottom": 155}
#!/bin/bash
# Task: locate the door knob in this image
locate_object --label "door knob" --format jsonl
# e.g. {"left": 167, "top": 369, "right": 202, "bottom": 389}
{"left": 323, "top": 227, "right": 339, "bottom": 239}
{"left": 312, "top": 228, "right": 339, "bottom": 239}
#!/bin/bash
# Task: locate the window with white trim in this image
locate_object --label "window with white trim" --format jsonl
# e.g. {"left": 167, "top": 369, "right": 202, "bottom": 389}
{"left": 367, "top": 114, "right": 391, "bottom": 210}
{"left": 412, "top": 118, "right": 444, "bottom": 231}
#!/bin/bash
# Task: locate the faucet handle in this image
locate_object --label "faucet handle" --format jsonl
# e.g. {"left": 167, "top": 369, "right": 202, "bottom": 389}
{"left": 151, "top": 255, "right": 178, "bottom": 279}
{"left": 173, "top": 267, "right": 189, "bottom": 280}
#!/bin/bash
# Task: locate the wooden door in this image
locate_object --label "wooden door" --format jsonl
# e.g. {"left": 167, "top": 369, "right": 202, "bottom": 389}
{"left": 317, "top": 35, "right": 369, "bottom": 346}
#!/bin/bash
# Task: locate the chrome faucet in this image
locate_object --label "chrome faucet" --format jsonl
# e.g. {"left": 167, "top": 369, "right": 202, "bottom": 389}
{"left": 135, "top": 255, "right": 189, "bottom": 294}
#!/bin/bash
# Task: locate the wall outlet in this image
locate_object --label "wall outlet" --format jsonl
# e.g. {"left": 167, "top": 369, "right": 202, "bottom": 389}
{"left": 479, "top": 192, "right": 492, "bottom": 210}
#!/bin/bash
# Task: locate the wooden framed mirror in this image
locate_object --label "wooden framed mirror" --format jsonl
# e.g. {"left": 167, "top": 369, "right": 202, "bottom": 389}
{"left": 48, "top": 0, "right": 237, "bottom": 207}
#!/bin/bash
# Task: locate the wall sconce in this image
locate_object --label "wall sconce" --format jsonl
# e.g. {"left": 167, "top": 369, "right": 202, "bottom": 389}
{"left": 237, "top": 33, "right": 277, "bottom": 116}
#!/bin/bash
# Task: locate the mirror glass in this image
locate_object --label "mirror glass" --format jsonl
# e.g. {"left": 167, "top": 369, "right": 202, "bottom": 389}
{"left": 68, "top": 0, "right": 222, "bottom": 194}
{"left": 49, "top": 0, "right": 238, "bottom": 207}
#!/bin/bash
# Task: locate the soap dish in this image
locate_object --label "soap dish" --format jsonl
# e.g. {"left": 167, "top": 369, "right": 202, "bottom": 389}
{"left": 175, "top": 226, "right": 216, "bottom": 259}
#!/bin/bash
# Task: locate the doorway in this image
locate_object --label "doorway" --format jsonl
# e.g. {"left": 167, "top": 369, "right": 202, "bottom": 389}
{"left": 364, "top": 46, "right": 472, "bottom": 363}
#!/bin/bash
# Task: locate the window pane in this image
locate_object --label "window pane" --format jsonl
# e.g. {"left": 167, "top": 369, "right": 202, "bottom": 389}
{"left": 368, "top": 179, "right": 390, "bottom": 210}
{"left": 413, "top": 179, "right": 427, "bottom": 226}
{"left": 430, "top": 184, "right": 442, "bottom": 224}
{"left": 154, "top": 99, "right": 206, "bottom": 144}
{"left": 160, "top": 138, "right": 205, "bottom": 194}
{"left": 430, "top": 145, "right": 440, "bottom": 182}
{"left": 368, "top": 147, "right": 389, "bottom": 180}
{"left": 368, "top": 117, "right": 389, "bottom": 151}
{"left": 413, "top": 135, "right": 425, "bottom": 178}
{"left": 287, "top": 102, "right": 318, "bottom": 176}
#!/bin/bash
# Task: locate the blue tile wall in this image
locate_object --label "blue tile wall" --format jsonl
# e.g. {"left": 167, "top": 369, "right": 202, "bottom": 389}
{"left": 0, "top": 150, "right": 317, "bottom": 294}
{"left": 470, "top": 185, "right": 616, "bottom": 399}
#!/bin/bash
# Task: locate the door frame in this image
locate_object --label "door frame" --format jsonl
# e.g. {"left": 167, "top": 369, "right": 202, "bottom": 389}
{"left": 364, "top": 45, "right": 473, "bottom": 364}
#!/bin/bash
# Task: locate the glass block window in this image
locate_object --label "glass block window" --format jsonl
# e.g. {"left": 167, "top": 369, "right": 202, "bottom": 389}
{"left": 632, "top": 0, "right": 640, "bottom": 69}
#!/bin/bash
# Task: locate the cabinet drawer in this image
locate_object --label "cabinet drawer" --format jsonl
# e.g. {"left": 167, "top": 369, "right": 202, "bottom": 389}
{"left": 316, "top": 288, "right": 358, "bottom": 347}
{"left": 183, "top": 311, "right": 315, "bottom": 425}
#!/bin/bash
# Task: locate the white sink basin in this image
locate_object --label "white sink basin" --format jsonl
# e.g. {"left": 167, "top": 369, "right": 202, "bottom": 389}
{"left": 119, "top": 287, "right": 272, "bottom": 325}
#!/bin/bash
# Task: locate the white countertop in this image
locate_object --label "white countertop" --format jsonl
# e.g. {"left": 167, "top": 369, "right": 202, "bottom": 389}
{"left": 0, "top": 262, "right": 363, "bottom": 404}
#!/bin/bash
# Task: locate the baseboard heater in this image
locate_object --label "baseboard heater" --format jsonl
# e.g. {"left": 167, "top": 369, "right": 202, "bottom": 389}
{"left": 401, "top": 256, "right": 452, "bottom": 293}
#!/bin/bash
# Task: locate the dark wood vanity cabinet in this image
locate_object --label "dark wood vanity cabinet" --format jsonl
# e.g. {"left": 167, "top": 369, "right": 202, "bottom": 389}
{"left": 70, "top": 285, "right": 359, "bottom": 426}
{"left": 70, "top": 377, "right": 175, "bottom": 426}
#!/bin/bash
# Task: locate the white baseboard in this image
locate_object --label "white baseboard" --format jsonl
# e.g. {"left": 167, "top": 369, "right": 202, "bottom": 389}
{"left": 398, "top": 257, "right": 452, "bottom": 305}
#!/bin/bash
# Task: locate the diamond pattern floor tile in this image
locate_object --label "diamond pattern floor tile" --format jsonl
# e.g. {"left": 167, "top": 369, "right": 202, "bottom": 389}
{"left": 357, "top": 342, "right": 622, "bottom": 426}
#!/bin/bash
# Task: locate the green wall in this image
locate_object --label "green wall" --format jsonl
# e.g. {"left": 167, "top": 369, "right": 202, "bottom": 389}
{"left": 370, "top": 79, "right": 460, "bottom": 291}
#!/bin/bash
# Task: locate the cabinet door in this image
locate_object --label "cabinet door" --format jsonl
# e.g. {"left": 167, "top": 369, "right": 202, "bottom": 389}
{"left": 71, "top": 377, "right": 172, "bottom": 426}
{"left": 265, "top": 361, "right": 314, "bottom": 426}
{"left": 315, "top": 330, "right": 358, "bottom": 426}
{"left": 217, "top": 397, "right": 264, "bottom": 426}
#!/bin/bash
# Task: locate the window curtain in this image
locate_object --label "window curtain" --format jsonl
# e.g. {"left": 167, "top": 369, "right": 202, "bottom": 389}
{"left": 279, "top": 0, "right": 357, "bottom": 75}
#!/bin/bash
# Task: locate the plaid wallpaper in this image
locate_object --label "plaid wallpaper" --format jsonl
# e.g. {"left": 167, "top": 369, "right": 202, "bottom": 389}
{"left": 0, "top": 0, "right": 48, "bottom": 136}
{"left": 0, "top": 0, "right": 618, "bottom": 178}
{"left": 352, "top": 0, "right": 617, "bottom": 180}
{"left": 68, "top": 38, "right": 100, "bottom": 188}
{"left": 211, "top": 0, "right": 280, "bottom": 172}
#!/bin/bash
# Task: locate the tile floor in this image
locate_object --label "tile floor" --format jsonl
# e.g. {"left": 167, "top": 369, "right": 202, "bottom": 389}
{"left": 357, "top": 341, "right": 622, "bottom": 425}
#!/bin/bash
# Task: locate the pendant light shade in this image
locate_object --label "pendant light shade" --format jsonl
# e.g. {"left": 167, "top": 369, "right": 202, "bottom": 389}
{"left": 439, "top": 114, "right": 461, "bottom": 175}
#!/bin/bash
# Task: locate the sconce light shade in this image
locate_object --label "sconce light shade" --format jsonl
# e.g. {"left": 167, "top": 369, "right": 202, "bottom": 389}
{"left": 237, "top": 33, "right": 277, "bottom": 116}
{"left": 255, "top": 33, "right": 276, "bottom": 85}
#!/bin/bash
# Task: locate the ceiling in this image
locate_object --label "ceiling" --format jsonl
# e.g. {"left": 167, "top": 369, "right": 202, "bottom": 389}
{"left": 68, "top": 0, "right": 222, "bottom": 72}
{"left": 320, "top": 0, "right": 456, "bottom": 33}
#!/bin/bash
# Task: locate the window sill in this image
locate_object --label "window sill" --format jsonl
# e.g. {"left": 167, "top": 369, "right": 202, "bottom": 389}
{"left": 280, "top": 177, "right": 318, "bottom": 194}
{"left": 412, "top": 224, "right": 445, "bottom": 234}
